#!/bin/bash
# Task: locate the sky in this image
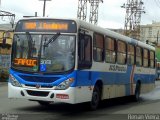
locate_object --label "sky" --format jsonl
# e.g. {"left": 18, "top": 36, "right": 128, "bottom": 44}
{"left": 1, "top": 0, "right": 160, "bottom": 29}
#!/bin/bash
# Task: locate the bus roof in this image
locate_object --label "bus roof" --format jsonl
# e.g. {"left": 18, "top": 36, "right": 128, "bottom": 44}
{"left": 75, "top": 19, "right": 155, "bottom": 51}
{"left": 17, "top": 17, "right": 155, "bottom": 51}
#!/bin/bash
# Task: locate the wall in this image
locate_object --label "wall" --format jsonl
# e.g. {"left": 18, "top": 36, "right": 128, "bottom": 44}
{"left": 0, "top": 55, "right": 10, "bottom": 80}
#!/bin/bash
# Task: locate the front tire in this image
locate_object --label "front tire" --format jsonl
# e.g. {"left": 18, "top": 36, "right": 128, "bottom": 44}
{"left": 90, "top": 86, "right": 100, "bottom": 110}
{"left": 134, "top": 83, "right": 141, "bottom": 101}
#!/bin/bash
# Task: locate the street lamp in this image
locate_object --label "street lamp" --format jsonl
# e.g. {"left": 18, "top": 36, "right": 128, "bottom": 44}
{"left": 39, "top": 0, "right": 51, "bottom": 17}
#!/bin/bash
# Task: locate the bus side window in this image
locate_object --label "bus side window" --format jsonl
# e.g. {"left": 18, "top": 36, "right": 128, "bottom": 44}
{"left": 117, "top": 40, "right": 127, "bottom": 65}
{"left": 143, "top": 48, "right": 149, "bottom": 67}
{"left": 105, "top": 37, "right": 116, "bottom": 63}
{"left": 136, "top": 46, "right": 143, "bottom": 66}
{"left": 93, "top": 33, "right": 104, "bottom": 62}
{"left": 150, "top": 51, "right": 155, "bottom": 68}
{"left": 127, "top": 44, "right": 135, "bottom": 65}
{"left": 78, "top": 33, "right": 92, "bottom": 69}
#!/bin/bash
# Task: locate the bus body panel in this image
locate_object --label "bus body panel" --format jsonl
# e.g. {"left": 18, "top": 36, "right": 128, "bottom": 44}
{"left": 9, "top": 18, "right": 156, "bottom": 106}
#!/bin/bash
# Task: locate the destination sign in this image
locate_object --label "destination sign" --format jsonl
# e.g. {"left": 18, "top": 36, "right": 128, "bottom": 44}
{"left": 23, "top": 22, "right": 68, "bottom": 30}
{"left": 15, "top": 19, "right": 77, "bottom": 33}
{"left": 14, "top": 58, "right": 37, "bottom": 67}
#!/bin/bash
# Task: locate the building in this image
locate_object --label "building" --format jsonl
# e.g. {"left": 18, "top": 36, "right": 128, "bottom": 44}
{"left": 140, "top": 21, "right": 160, "bottom": 61}
{"left": 110, "top": 28, "right": 125, "bottom": 36}
{"left": 140, "top": 21, "right": 160, "bottom": 45}
{"left": 0, "top": 24, "right": 14, "bottom": 45}
{"left": 0, "top": 24, "right": 14, "bottom": 55}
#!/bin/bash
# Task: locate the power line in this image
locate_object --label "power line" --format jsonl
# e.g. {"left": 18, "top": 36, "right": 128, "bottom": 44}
{"left": 156, "top": 0, "right": 160, "bottom": 6}
{"left": 0, "top": 0, "right": 15, "bottom": 28}
{"left": 77, "top": 0, "right": 103, "bottom": 25}
{"left": 154, "top": 0, "right": 160, "bottom": 8}
{"left": 121, "top": 0, "right": 145, "bottom": 40}
{"left": 77, "top": 0, "right": 88, "bottom": 21}
{"left": 89, "top": 0, "right": 103, "bottom": 25}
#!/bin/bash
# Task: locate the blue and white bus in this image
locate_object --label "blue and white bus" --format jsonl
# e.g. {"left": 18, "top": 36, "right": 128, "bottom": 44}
{"left": 8, "top": 18, "right": 156, "bottom": 110}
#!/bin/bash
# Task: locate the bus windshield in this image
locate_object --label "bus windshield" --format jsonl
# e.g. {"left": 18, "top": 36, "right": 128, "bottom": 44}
{"left": 11, "top": 33, "right": 75, "bottom": 73}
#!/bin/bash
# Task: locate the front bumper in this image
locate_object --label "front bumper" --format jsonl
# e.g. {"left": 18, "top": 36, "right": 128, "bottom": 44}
{"left": 8, "top": 83, "right": 75, "bottom": 104}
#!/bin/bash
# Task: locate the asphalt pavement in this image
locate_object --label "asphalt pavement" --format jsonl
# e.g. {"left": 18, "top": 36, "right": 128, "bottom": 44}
{"left": 0, "top": 82, "right": 7, "bottom": 86}
{"left": 1, "top": 80, "right": 160, "bottom": 120}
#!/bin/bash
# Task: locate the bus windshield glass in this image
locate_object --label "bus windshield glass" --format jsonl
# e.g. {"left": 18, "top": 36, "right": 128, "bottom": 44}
{"left": 11, "top": 34, "right": 75, "bottom": 73}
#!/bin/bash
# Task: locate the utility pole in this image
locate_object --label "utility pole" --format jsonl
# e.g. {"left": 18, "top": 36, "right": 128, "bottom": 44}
{"left": 0, "top": 11, "right": 15, "bottom": 28}
{"left": 121, "top": 0, "right": 145, "bottom": 40}
{"left": 89, "top": 0, "right": 103, "bottom": 25}
{"left": 77, "top": 0, "right": 88, "bottom": 21}
{"left": 77, "top": 0, "right": 103, "bottom": 25}
{"left": 0, "top": 0, "right": 15, "bottom": 28}
{"left": 39, "top": 0, "right": 51, "bottom": 17}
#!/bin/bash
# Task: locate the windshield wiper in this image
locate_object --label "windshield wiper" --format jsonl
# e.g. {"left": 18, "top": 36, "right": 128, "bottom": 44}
{"left": 44, "top": 32, "right": 61, "bottom": 47}
{"left": 26, "top": 32, "right": 33, "bottom": 42}
{"left": 26, "top": 32, "right": 35, "bottom": 58}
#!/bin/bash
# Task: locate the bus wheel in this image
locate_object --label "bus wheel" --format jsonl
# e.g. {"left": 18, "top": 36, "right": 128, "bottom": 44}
{"left": 90, "top": 86, "right": 100, "bottom": 110}
{"left": 134, "top": 83, "right": 141, "bottom": 101}
{"left": 38, "top": 101, "right": 51, "bottom": 106}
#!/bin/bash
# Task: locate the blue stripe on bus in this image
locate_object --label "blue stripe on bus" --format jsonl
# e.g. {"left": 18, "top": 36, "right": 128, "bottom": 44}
{"left": 10, "top": 68, "right": 155, "bottom": 86}
{"left": 9, "top": 69, "right": 76, "bottom": 87}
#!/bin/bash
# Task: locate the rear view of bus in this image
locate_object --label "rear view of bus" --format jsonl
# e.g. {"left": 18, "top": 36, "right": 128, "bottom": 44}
{"left": 8, "top": 18, "right": 78, "bottom": 105}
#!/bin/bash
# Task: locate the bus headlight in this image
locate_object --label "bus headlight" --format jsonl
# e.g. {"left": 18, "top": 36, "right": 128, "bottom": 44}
{"left": 9, "top": 74, "right": 22, "bottom": 87}
{"left": 55, "top": 78, "right": 74, "bottom": 90}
